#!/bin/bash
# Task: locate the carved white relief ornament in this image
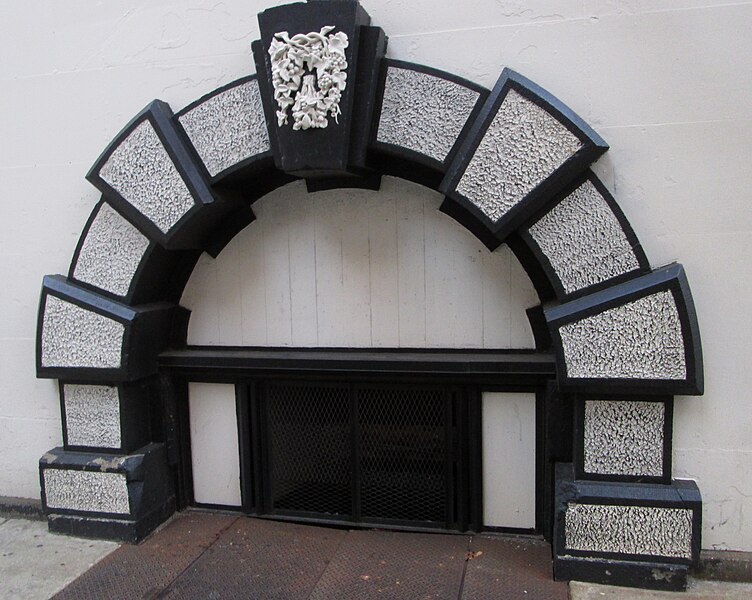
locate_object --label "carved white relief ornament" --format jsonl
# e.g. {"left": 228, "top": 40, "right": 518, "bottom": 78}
{"left": 268, "top": 26, "right": 349, "bottom": 130}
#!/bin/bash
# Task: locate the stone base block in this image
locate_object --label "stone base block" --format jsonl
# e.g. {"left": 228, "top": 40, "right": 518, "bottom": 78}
{"left": 555, "top": 555, "right": 688, "bottom": 591}
{"left": 47, "top": 498, "right": 175, "bottom": 543}
{"left": 553, "top": 463, "right": 701, "bottom": 591}
{"left": 40, "top": 443, "right": 175, "bottom": 543}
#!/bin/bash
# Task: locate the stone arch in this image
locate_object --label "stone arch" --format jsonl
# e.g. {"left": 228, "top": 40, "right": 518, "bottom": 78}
{"left": 35, "top": 0, "right": 703, "bottom": 591}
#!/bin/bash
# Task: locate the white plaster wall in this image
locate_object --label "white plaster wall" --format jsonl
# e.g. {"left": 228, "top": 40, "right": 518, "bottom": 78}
{"left": 1, "top": 0, "right": 751, "bottom": 551}
{"left": 182, "top": 177, "right": 537, "bottom": 349}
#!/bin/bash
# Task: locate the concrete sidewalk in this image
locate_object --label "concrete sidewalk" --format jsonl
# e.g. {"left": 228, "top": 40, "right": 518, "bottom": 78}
{"left": 2, "top": 512, "right": 752, "bottom": 600}
{"left": 570, "top": 579, "right": 752, "bottom": 599}
{"left": 0, "top": 517, "right": 118, "bottom": 600}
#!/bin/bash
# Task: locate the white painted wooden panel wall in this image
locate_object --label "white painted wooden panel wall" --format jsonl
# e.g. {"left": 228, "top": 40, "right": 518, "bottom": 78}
{"left": 482, "top": 392, "right": 537, "bottom": 529}
{"left": 188, "top": 383, "right": 242, "bottom": 507}
{"left": 181, "top": 177, "right": 538, "bottom": 349}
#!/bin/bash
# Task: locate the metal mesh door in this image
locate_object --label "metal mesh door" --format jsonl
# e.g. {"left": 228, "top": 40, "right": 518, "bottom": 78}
{"left": 263, "top": 381, "right": 451, "bottom": 526}
{"left": 358, "top": 386, "right": 448, "bottom": 523}
{"left": 265, "top": 382, "right": 352, "bottom": 516}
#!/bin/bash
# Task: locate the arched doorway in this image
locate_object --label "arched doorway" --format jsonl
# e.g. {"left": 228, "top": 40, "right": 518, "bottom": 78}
{"left": 35, "top": 0, "right": 703, "bottom": 590}
{"left": 178, "top": 177, "right": 544, "bottom": 533}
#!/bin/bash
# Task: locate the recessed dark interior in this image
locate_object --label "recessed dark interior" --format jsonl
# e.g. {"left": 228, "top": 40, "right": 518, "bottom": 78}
{"left": 254, "top": 379, "right": 470, "bottom": 530}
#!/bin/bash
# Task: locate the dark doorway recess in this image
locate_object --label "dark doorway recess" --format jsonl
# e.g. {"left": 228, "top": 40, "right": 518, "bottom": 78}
{"left": 259, "top": 380, "right": 458, "bottom": 529}
{"left": 159, "top": 346, "right": 559, "bottom": 534}
{"left": 237, "top": 378, "right": 485, "bottom": 532}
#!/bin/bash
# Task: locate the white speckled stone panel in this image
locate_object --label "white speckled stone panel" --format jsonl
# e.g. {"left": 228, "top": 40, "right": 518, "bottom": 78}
{"left": 72, "top": 203, "right": 150, "bottom": 297}
{"left": 64, "top": 384, "right": 122, "bottom": 448}
{"left": 583, "top": 400, "right": 664, "bottom": 476}
{"left": 41, "top": 296, "right": 124, "bottom": 369}
{"left": 377, "top": 67, "right": 480, "bottom": 163}
{"left": 559, "top": 290, "right": 687, "bottom": 380}
{"left": 43, "top": 469, "right": 130, "bottom": 514}
{"left": 528, "top": 179, "right": 640, "bottom": 294}
{"left": 179, "top": 80, "right": 270, "bottom": 178}
{"left": 99, "top": 119, "right": 195, "bottom": 233}
{"left": 565, "top": 503, "right": 693, "bottom": 559}
{"left": 456, "top": 89, "right": 582, "bottom": 223}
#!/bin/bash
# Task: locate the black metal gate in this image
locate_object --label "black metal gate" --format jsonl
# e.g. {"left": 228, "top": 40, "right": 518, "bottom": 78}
{"left": 265, "top": 382, "right": 352, "bottom": 517}
{"left": 243, "top": 380, "right": 478, "bottom": 531}
{"left": 164, "top": 347, "right": 555, "bottom": 534}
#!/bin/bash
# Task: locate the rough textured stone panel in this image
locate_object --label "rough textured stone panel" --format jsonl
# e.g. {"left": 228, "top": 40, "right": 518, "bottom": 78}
{"left": 529, "top": 179, "right": 640, "bottom": 293}
{"left": 179, "top": 80, "right": 270, "bottom": 177}
{"left": 41, "top": 296, "right": 124, "bottom": 369}
{"left": 377, "top": 67, "right": 480, "bottom": 163}
{"left": 583, "top": 400, "right": 664, "bottom": 476}
{"left": 565, "top": 503, "right": 693, "bottom": 559}
{"left": 72, "top": 203, "right": 150, "bottom": 297}
{"left": 64, "top": 384, "right": 122, "bottom": 448}
{"left": 559, "top": 290, "right": 686, "bottom": 380}
{"left": 99, "top": 120, "right": 195, "bottom": 233}
{"left": 456, "top": 89, "right": 582, "bottom": 223}
{"left": 44, "top": 469, "right": 130, "bottom": 514}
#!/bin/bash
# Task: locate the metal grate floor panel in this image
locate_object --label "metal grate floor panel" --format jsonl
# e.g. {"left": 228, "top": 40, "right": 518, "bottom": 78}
{"left": 460, "top": 535, "right": 569, "bottom": 600}
{"left": 52, "top": 512, "right": 237, "bottom": 600}
{"left": 309, "top": 529, "right": 468, "bottom": 600}
{"left": 53, "top": 511, "right": 568, "bottom": 600}
{"left": 160, "top": 517, "right": 346, "bottom": 600}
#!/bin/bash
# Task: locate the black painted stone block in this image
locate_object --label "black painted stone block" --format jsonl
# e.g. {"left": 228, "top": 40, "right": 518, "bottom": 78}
{"left": 440, "top": 68, "right": 608, "bottom": 248}
{"left": 544, "top": 264, "right": 703, "bottom": 396}
{"left": 556, "top": 555, "right": 689, "bottom": 592}
{"left": 40, "top": 443, "right": 175, "bottom": 543}
{"left": 553, "top": 463, "right": 702, "bottom": 591}
{"left": 37, "top": 275, "right": 184, "bottom": 382}
{"left": 59, "top": 377, "right": 160, "bottom": 455}
{"left": 253, "top": 0, "right": 385, "bottom": 177}
{"left": 87, "top": 100, "right": 242, "bottom": 250}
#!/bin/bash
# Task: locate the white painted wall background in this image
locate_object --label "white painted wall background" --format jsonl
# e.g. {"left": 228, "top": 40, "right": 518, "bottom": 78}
{"left": 1, "top": 0, "right": 750, "bottom": 551}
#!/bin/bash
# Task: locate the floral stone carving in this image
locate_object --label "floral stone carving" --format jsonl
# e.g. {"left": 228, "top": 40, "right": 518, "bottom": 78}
{"left": 268, "top": 26, "right": 349, "bottom": 130}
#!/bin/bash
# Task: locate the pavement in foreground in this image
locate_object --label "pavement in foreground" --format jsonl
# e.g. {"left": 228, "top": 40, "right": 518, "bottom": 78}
{"left": 0, "top": 516, "right": 117, "bottom": 600}
{"left": 47, "top": 511, "right": 568, "bottom": 600}
{"left": 2, "top": 511, "right": 752, "bottom": 599}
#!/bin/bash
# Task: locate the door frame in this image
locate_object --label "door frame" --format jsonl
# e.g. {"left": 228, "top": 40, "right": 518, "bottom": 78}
{"left": 160, "top": 346, "right": 558, "bottom": 536}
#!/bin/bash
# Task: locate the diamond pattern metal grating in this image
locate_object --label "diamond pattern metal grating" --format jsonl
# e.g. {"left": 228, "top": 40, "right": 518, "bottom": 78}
{"left": 264, "top": 382, "right": 449, "bottom": 524}
{"left": 359, "top": 386, "right": 447, "bottom": 523}
{"left": 267, "top": 382, "right": 352, "bottom": 516}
